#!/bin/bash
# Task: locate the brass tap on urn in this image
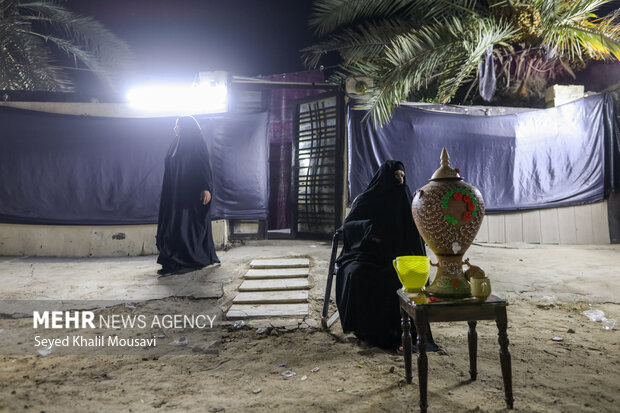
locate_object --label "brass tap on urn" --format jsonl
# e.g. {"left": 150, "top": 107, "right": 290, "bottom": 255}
{"left": 411, "top": 148, "right": 485, "bottom": 297}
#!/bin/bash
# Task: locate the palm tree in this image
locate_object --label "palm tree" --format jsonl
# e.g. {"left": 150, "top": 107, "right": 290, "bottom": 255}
{"left": 0, "top": 0, "right": 133, "bottom": 91}
{"left": 304, "top": 0, "right": 620, "bottom": 126}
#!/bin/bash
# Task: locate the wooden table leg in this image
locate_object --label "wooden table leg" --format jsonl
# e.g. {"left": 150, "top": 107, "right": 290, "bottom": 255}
{"left": 467, "top": 320, "right": 478, "bottom": 381}
{"left": 496, "top": 307, "right": 514, "bottom": 409}
{"left": 400, "top": 306, "right": 412, "bottom": 384}
{"left": 414, "top": 311, "right": 428, "bottom": 413}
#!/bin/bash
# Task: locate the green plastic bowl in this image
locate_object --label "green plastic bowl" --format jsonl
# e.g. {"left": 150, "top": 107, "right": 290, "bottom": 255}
{"left": 393, "top": 255, "right": 430, "bottom": 293}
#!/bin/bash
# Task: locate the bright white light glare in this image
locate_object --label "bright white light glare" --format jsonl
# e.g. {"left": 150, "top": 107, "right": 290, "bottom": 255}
{"left": 126, "top": 82, "right": 227, "bottom": 115}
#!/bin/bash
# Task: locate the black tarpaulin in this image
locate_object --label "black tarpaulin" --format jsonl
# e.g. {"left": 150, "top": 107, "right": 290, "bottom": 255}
{"left": 0, "top": 107, "right": 269, "bottom": 224}
{"left": 348, "top": 94, "right": 619, "bottom": 213}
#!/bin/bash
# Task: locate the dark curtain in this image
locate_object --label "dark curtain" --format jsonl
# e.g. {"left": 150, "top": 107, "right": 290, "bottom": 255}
{"left": 348, "top": 94, "right": 619, "bottom": 213}
{"left": 200, "top": 112, "right": 270, "bottom": 220}
{"left": 0, "top": 107, "right": 269, "bottom": 225}
{"left": 263, "top": 70, "right": 325, "bottom": 230}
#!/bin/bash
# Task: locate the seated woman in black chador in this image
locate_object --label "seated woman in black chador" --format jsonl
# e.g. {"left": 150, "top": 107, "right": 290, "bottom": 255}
{"left": 156, "top": 116, "right": 220, "bottom": 276}
{"left": 336, "top": 160, "right": 438, "bottom": 351}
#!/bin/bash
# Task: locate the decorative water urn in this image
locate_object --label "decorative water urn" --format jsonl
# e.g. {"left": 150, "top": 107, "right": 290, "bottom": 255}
{"left": 411, "top": 148, "right": 485, "bottom": 297}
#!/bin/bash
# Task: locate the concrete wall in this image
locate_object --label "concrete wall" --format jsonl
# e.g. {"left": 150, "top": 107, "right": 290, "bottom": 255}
{"left": 0, "top": 220, "right": 228, "bottom": 257}
{"left": 344, "top": 200, "right": 611, "bottom": 245}
{"left": 474, "top": 201, "right": 610, "bottom": 244}
{"left": 0, "top": 101, "right": 157, "bottom": 117}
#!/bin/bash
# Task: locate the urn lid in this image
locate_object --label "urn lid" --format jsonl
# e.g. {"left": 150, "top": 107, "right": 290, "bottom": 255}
{"left": 430, "top": 147, "right": 462, "bottom": 181}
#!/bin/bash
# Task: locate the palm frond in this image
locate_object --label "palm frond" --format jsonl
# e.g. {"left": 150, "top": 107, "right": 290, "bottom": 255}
{"left": 532, "top": 0, "right": 610, "bottom": 22}
{"left": 534, "top": 0, "right": 620, "bottom": 60}
{"left": 302, "top": 18, "right": 412, "bottom": 67}
{"left": 437, "top": 17, "right": 516, "bottom": 102}
{"left": 569, "top": 25, "right": 620, "bottom": 60}
{"left": 309, "top": 0, "right": 483, "bottom": 36}
{"left": 309, "top": 0, "right": 413, "bottom": 36}
{"left": 0, "top": 43, "right": 71, "bottom": 90}
{"left": 0, "top": 0, "right": 132, "bottom": 91}
{"left": 355, "top": 17, "right": 515, "bottom": 126}
{"left": 0, "top": 13, "right": 71, "bottom": 90}
{"left": 18, "top": 1, "right": 134, "bottom": 84}
{"left": 306, "top": 0, "right": 620, "bottom": 125}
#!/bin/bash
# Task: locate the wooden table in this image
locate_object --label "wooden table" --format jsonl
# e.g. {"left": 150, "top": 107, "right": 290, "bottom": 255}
{"left": 397, "top": 290, "right": 514, "bottom": 412}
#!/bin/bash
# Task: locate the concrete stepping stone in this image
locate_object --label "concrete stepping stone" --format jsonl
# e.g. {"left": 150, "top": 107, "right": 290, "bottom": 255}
{"left": 238, "top": 278, "right": 309, "bottom": 292}
{"left": 244, "top": 268, "right": 309, "bottom": 279}
{"left": 226, "top": 303, "right": 308, "bottom": 319}
{"left": 232, "top": 290, "right": 308, "bottom": 304}
{"left": 249, "top": 258, "right": 309, "bottom": 269}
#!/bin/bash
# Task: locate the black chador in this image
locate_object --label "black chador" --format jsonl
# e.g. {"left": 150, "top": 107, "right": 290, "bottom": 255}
{"left": 156, "top": 116, "right": 219, "bottom": 275}
{"left": 336, "top": 160, "right": 437, "bottom": 350}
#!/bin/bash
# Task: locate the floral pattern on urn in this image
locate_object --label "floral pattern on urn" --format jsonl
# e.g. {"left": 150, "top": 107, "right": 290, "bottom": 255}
{"left": 411, "top": 147, "right": 485, "bottom": 297}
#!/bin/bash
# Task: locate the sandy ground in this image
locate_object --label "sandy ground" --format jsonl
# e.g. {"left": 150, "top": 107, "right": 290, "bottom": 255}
{"left": 1, "top": 241, "right": 619, "bottom": 412}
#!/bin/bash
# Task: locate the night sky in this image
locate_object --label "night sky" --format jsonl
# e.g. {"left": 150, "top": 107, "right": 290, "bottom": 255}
{"left": 65, "top": 0, "right": 316, "bottom": 94}
{"left": 64, "top": 0, "right": 619, "bottom": 95}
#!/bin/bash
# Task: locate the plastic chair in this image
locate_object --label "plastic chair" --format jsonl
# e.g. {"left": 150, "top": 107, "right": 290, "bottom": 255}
{"left": 321, "top": 228, "right": 342, "bottom": 329}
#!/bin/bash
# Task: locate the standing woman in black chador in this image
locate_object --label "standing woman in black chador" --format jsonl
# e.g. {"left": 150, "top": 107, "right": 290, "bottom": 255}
{"left": 336, "top": 160, "right": 438, "bottom": 351}
{"left": 156, "top": 116, "right": 220, "bottom": 276}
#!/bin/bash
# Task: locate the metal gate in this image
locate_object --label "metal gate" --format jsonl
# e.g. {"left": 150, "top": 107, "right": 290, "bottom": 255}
{"left": 292, "top": 91, "right": 345, "bottom": 238}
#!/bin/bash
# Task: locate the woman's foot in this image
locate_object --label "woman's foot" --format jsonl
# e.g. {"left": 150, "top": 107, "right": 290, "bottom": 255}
{"left": 157, "top": 265, "right": 203, "bottom": 277}
{"left": 157, "top": 263, "right": 183, "bottom": 276}
{"left": 157, "top": 267, "right": 177, "bottom": 276}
